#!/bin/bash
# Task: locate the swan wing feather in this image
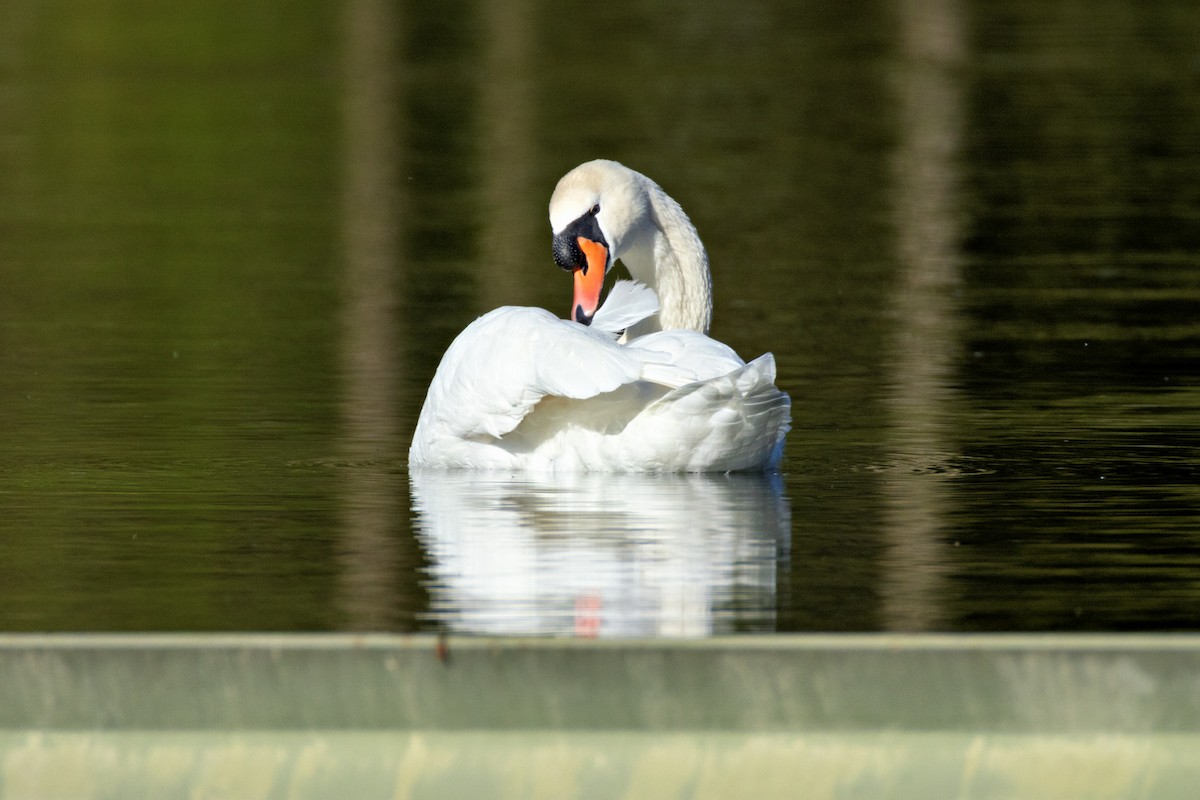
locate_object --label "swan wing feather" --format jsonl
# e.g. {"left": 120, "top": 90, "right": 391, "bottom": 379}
{"left": 589, "top": 280, "right": 659, "bottom": 334}
{"left": 430, "top": 306, "right": 651, "bottom": 441}
{"left": 634, "top": 352, "right": 791, "bottom": 471}
{"left": 627, "top": 329, "right": 746, "bottom": 383}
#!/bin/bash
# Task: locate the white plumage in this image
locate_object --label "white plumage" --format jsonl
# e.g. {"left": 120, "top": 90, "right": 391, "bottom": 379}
{"left": 409, "top": 160, "right": 791, "bottom": 472}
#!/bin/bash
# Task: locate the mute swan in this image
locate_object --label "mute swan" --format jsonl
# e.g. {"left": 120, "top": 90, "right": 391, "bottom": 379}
{"left": 408, "top": 159, "right": 790, "bottom": 472}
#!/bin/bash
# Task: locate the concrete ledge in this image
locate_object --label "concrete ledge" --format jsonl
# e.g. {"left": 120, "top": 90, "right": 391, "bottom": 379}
{"left": 2, "top": 634, "right": 1199, "bottom": 798}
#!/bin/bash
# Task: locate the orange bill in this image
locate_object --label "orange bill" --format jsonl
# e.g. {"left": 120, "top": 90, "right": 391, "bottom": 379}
{"left": 572, "top": 237, "right": 608, "bottom": 324}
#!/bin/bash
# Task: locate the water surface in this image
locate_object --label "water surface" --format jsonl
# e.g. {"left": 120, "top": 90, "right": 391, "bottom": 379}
{"left": 2, "top": 0, "right": 1198, "bottom": 634}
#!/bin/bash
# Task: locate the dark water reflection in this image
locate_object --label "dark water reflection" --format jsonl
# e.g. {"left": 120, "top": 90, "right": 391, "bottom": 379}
{"left": 1, "top": 0, "right": 1199, "bottom": 633}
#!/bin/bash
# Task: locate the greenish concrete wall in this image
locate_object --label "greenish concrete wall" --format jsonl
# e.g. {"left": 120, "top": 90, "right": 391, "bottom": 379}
{"left": 2, "top": 635, "right": 1199, "bottom": 798}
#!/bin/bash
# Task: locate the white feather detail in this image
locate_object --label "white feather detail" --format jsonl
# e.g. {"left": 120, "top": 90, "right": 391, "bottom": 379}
{"left": 589, "top": 280, "right": 659, "bottom": 335}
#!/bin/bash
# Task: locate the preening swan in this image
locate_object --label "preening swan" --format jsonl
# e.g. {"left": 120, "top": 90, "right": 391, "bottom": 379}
{"left": 408, "top": 159, "right": 790, "bottom": 472}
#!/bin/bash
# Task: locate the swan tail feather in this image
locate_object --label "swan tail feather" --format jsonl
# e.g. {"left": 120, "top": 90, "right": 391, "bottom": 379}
{"left": 635, "top": 355, "right": 791, "bottom": 471}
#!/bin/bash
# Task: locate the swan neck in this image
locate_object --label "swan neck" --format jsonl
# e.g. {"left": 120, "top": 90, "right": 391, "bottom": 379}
{"left": 625, "top": 179, "right": 712, "bottom": 334}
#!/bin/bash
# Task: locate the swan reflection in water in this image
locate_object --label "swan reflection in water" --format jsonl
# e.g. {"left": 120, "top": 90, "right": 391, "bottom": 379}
{"left": 409, "top": 471, "right": 790, "bottom": 637}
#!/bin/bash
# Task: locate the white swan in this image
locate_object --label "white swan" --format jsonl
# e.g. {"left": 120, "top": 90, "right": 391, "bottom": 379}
{"left": 408, "top": 159, "right": 790, "bottom": 472}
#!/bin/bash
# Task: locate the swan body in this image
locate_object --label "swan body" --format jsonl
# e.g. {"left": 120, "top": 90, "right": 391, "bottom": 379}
{"left": 409, "top": 160, "right": 790, "bottom": 472}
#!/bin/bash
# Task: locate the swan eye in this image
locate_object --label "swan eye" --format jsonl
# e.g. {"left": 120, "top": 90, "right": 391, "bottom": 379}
{"left": 589, "top": 203, "right": 600, "bottom": 216}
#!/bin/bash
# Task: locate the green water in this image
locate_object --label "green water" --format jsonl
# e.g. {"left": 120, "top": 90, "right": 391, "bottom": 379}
{"left": 1, "top": 0, "right": 1198, "bottom": 633}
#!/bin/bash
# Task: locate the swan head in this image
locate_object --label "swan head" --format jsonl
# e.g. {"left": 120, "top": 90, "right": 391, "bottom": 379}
{"left": 549, "top": 160, "right": 650, "bottom": 325}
